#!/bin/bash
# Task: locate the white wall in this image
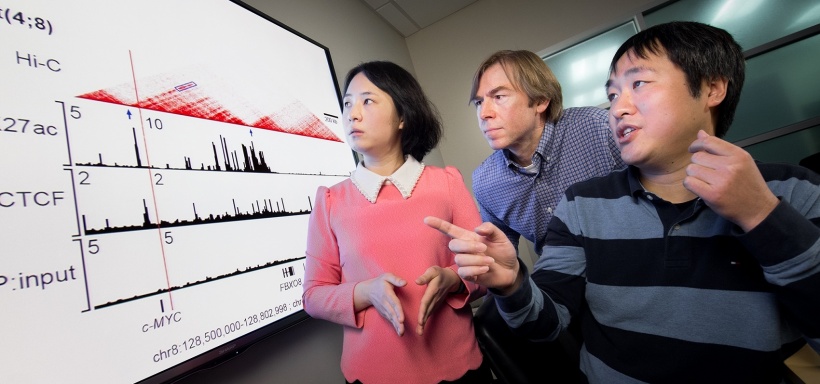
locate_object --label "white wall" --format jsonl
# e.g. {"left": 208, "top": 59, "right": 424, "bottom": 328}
{"left": 179, "top": 1, "right": 664, "bottom": 382}
{"left": 242, "top": 0, "right": 412, "bottom": 93}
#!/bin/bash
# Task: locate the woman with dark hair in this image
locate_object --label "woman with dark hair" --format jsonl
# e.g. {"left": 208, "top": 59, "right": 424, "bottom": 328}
{"left": 303, "top": 61, "right": 491, "bottom": 384}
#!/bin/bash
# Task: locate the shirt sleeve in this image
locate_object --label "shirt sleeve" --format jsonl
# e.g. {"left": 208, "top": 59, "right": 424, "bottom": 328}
{"left": 741, "top": 192, "right": 820, "bottom": 351}
{"left": 495, "top": 193, "right": 585, "bottom": 342}
{"left": 302, "top": 186, "right": 363, "bottom": 328}
{"left": 477, "top": 198, "right": 523, "bottom": 253}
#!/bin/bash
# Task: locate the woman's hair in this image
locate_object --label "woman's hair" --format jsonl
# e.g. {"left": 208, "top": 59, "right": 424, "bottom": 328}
{"left": 609, "top": 21, "right": 745, "bottom": 138}
{"left": 469, "top": 50, "right": 564, "bottom": 124}
{"left": 343, "top": 61, "right": 442, "bottom": 161}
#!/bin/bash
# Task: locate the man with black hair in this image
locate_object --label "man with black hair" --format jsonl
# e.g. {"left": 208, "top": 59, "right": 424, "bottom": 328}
{"left": 428, "top": 21, "right": 820, "bottom": 383}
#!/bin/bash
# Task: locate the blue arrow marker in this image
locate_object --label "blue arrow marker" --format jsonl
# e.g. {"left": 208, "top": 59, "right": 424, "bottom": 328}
{"left": 126, "top": 110, "right": 132, "bottom": 119}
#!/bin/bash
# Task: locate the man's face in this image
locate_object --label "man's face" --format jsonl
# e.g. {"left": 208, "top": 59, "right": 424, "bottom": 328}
{"left": 473, "top": 63, "right": 548, "bottom": 157}
{"left": 605, "top": 49, "right": 716, "bottom": 173}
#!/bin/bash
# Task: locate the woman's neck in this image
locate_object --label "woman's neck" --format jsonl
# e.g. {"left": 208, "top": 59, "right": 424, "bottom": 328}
{"left": 362, "top": 152, "right": 406, "bottom": 176}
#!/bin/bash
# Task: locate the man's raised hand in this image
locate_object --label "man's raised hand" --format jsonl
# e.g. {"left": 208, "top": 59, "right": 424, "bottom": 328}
{"left": 424, "top": 216, "right": 521, "bottom": 293}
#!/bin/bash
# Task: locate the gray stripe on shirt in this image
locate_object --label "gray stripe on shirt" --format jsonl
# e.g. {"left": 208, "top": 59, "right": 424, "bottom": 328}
{"left": 586, "top": 283, "right": 800, "bottom": 351}
{"left": 562, "top": 196, "right": 664, "bottom": 240}
{"left": 763, "top": 239, "right": 820, "bottom": 286}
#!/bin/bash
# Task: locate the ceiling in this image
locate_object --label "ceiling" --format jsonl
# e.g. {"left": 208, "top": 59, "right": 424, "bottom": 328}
{"left": 361, "top": 0, "right": 479, "bottom": 37}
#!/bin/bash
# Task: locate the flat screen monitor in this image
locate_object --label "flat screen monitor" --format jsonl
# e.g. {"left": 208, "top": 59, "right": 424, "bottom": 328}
{"left": 0, "top": 1, "right": 355, "bottom": 382}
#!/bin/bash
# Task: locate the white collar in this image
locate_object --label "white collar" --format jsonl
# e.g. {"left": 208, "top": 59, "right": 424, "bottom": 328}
{"left": 351, "top": 156, "right": 425, "bottom": 203}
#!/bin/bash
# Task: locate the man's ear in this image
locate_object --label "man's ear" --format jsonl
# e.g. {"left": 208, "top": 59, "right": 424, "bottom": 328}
{"left": 536, "top": 98, "right": 550, "bottom": 114}
{"left": 706, "top": 77, "right": 729, "bottom": 107}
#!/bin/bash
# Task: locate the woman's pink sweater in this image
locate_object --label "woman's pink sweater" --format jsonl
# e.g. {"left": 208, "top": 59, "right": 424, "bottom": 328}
{"left": 303, "top": 165, "right": 484, "bottom": 384}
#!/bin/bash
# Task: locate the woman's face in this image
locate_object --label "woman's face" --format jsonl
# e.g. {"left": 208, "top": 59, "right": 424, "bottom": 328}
{"left": 342, "top": 72, "right": 403, "bottom": 159}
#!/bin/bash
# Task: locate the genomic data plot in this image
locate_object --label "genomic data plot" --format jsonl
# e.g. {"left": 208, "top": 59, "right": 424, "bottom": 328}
{"left": 0, "top": 1, "right": 356, "bottom": 383}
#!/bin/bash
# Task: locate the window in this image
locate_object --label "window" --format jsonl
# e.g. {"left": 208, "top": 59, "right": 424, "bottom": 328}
{"left": 540, "top": 0, "right": 820, "bottom": 166}
{"left": 543, "top": 22, "right": 637, "bottom": 109}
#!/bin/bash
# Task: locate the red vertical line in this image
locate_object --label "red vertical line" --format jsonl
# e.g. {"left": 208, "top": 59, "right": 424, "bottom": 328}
{"left": 129, "top": 50, "right": 175, "bottom": 309}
